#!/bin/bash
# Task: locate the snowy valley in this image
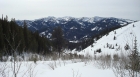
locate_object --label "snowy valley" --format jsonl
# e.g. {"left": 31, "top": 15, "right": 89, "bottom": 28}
{"left": 1, "top": 0, "right": 140, "bottom": 77}
{"left": 0, "top": 19, "right": 140, "bottom": 77}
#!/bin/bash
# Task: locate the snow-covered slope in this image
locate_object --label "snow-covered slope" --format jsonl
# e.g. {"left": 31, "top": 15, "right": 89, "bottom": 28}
{"left": 76, "top": 21, "right": 140, "bottom": 56}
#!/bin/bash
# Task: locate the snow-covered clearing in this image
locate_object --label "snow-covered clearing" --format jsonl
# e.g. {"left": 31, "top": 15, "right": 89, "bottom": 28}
{"left": 0, "top": 60, "right": 115, "bottom": 77}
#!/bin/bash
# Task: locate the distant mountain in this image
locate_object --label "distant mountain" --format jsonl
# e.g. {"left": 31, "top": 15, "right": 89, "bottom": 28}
{"left": 16, "top": 16, "right": 134, "bottom": 41}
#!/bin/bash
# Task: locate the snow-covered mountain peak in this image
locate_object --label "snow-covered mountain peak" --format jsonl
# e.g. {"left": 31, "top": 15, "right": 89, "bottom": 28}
{"left": 57, "top": 16, "right": 75, "bottom": 22}
{"left": 41, "top": 16, "right": 56, "bottom": 22}
{"left": 93, "top": 16, "right": 104, "bottom": 22}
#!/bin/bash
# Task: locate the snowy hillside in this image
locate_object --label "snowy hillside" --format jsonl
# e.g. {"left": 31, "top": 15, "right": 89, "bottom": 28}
{"left": 77, "top": 21, "right": 140, "bottom": 56}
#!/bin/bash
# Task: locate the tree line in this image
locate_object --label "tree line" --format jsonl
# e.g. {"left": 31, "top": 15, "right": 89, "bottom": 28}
{"left": 0, "top": 15, "right": 51, "bottom": 57}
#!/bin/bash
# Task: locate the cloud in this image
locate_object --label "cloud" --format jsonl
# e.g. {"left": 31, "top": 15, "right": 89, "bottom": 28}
{"left": 0, "top": 0, "right": 140, "bottom": 20}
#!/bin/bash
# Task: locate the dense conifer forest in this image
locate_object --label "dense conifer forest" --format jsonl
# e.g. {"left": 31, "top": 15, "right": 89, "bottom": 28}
{"left": 0, "top": 16, "right": 51, "bottom": 56}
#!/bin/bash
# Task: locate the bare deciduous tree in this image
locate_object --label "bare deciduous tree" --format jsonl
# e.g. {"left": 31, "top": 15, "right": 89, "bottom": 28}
{"left": 5, "top": 33, "right": 22, "bottom": 77}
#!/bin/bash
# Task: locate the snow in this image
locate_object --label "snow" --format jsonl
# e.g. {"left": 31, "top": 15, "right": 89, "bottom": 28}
{"left": 89, "top": 17, "right": 95, "bottom": 23}
{"left": 78, "top": 22, "right": 85, "bottom": 26}
{"left": 0, "top": 61, "right": 115, "bottom": 77}
{"left": 69, "top": 40, "right": 79, "bottom": 43}
{"left": 70, "top": 26, "right": 77, "bottom": 29}
{"left": 76, "top": 21, "right": 140, "bottom": 57}
{"left": 79, "top": 17, "right": 89, "bottom": 22}
{"left": 1, "top": 21, "right": 140, "bottom": 77}
{"left": 59, "top": 16, "right": 74, "bottom": 21}
{"left": 43, "top": 16, "right": 56, "bottom": 22}
{"left": 40, "top": 32, "right": 45, "bottom": 35}
{"left": 91, "top": 26, "right": 98, "bottom": 31}
{"left": 93, "top": 16, "right": 104, "bottom": 22}
{"left": 47, "top": 33, "right": 52, "bottom": 38}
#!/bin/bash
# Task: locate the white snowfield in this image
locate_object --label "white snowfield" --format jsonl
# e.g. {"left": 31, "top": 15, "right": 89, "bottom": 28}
{"left": 0, "top": 61, "right": 115, "bottom": 77}
{"left": 0, "top": 21, "right": 140, "bottom": 77}
{"left": 35, "top": 61, "right": 115, "bottom": 77}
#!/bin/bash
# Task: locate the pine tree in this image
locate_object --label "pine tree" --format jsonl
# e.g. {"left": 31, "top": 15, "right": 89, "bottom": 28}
{"left": 52, "top": 26, "right": 65, "bottom": 57}
{"left": 0, "top": 23, "right": 4, "bottom": 49}
{"left": 128, "top": 37, "right": 140, "bottom": 77}
{"left": 114, "top": 36, "right": 116, "bottom": 40}
{"left": 133, "top": 24, "right": 135, "bottom": 27}
{"left": 23, "top": 20, "right": 30, "bottom": 52}
{"left": 124, "top": 44, "right": 130, "bottom": 50}
{"left": 0, "top": 23, "right": 4, "bottom": 60}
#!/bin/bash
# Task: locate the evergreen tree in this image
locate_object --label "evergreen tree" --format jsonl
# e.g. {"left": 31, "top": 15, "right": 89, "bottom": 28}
{"left": 124, "top": 44, "right": 130, "bottom": 50}
{"left": 52, "top": 26, "right": 64, "bottom": 57}
{"left": 128, "top": 37, "right": 140, "bottom": 77}
{"left": 0, "top": 23, "right": 4, "bottom": 60}
{"left": 0, "top": 23, "right": 4, "bottom": 50}
{"left": 133, "top": 24, "right": 135, "bottom": 27}
{"left": 114, "top": 36, "right": 116, "bottom": 40}
{"left": 23, "top": 20, "right": 30, "bottom": 52}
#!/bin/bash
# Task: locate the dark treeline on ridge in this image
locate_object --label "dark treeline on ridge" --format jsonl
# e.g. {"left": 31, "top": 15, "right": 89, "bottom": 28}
{"left": 0, "top": 15, "right": 51, "bottom": 56}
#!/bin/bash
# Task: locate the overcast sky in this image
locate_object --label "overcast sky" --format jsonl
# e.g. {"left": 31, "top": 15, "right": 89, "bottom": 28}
{"left": 0, "top": 0, "right": 140, "bottom": 20}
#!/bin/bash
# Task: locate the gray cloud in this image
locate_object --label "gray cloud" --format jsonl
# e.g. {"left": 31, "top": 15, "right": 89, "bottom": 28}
{"left": 0, "top": 0, "right": 140, "bottom": 20}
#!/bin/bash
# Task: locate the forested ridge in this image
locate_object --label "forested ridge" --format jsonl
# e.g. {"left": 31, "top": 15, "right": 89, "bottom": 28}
{"left": 0, "top": 16, "right": 51, "bottom": 56}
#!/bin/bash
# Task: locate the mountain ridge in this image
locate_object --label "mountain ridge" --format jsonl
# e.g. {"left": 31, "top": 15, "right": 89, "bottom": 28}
{"left": 16, "top": 16, "right": 135, "bottom": 41}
